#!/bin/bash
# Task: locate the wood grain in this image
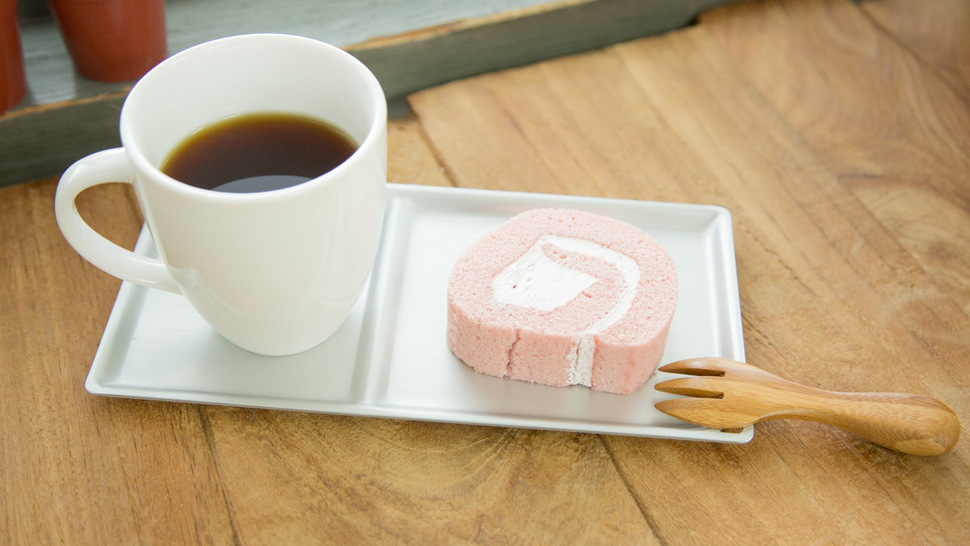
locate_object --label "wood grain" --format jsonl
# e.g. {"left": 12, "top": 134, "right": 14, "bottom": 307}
{"left": 200, "top": 411, "right": 656, "bottom": 543}
{"left": 1, "top": 180, "right": 234, "bottom": 544}
{"left": 387, "top": 116, "right": 454, "bottom": 187}
{"left": 348, "top": 0, "right": 739, "bottom": 101}
{"left": 408, "top": 0, "right": 969, "bottom": 541}
{"left": 701, "top": 0, "right": 970, "bottom": 316}
{"left": 861, "top": 0, "right": 970, "bottom": 102}
{"left": 4, "top": 0, "right": 744, "bottom": 187}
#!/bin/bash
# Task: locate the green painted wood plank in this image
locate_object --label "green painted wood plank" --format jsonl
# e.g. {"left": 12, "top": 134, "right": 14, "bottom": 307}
{"left": 349, "top": 0, "right": 737, "bottom": 101}
{"left": 1, "top": 0, "right": 740, "bottom": 186}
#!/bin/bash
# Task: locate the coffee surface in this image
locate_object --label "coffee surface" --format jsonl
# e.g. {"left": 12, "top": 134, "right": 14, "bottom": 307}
{"left": 161, "top": 113, "right": 357, "bottom": 193}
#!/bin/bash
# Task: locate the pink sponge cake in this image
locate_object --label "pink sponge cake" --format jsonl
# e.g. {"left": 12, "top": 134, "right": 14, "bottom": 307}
{"left": 447, "top": 208, "right": 678, "bottom": 394}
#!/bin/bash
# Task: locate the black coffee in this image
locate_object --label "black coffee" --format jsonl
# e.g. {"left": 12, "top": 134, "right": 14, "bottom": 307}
{"left": 161, "top": 112, "right": 357, "bottom": 193}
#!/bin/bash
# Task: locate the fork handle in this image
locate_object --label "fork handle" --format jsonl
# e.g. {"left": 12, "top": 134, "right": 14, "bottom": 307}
{"left": 770, "top": 389, "right": 960, "bottom": 456}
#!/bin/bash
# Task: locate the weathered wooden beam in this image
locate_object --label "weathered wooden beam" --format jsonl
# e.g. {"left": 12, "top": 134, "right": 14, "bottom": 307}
{"left": 348, "top": 0, "right": 736, "bottom": 100}
{"left": 0, "top": 0, "right": 739, "bottom": 186}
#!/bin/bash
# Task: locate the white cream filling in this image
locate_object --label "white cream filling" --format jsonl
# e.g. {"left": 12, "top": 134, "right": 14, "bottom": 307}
{"left": 492, "top": 239, "right": 598, "bottom": 311}
{"left": 492, "top": 235, "right": 641, "bottom": 387}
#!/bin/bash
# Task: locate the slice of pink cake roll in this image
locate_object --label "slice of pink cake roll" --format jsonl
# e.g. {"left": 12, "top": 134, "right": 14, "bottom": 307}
{"left": 447, "top": 208, "right": 678, "bottom": 394}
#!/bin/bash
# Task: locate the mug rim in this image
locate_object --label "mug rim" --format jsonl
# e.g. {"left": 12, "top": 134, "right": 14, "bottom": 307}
{"left": 119, "top": 33, "right": 387, "bottom": 201}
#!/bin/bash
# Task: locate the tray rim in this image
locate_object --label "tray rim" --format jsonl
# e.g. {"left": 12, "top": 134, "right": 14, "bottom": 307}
{"left": 85, "top": 183, "right": 753, "bottom": 443}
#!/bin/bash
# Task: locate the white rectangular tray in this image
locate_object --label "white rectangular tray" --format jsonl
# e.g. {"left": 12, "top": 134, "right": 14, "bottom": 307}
{"left": 87, "top": 183, "right": 751, "bottom": 443}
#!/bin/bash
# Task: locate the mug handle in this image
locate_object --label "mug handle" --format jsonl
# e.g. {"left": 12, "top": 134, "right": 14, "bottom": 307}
{"left": 54, "top": 148, "right": 180, "bottom": 294}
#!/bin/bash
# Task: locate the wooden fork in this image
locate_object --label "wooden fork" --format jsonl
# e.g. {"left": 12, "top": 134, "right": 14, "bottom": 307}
{"left": 654, "top": 358, "right": 961, "bottom": 456}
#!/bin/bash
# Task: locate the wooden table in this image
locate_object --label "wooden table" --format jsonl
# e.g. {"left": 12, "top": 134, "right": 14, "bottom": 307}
{"left": 3, "top": 0, "right": 968, "bottom": 542}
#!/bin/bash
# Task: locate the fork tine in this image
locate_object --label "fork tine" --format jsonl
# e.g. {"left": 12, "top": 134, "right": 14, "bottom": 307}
{"left": 654, "top": 377, "right": 724, "bottom": 399}
{"left": 655, "top": 397, "right": 747, "bottom": 429}
{"left": 658, "top": 358, "right": 726, "bottom": 376}
{"left": 654, "top": 396, "right": 720, "bottom": 414}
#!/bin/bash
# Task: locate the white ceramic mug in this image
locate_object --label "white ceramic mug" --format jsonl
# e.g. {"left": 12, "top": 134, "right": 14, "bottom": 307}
{"left": 55, "top": 34, "right": 387, "bottom": 356}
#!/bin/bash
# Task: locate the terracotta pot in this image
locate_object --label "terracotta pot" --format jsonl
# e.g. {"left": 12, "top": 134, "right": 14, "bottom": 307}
{"left": 0, "top": 0, "right": 27, "bottom": 113}
{"left": 49, "top": 0, "right": 167, "bottom": 82}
